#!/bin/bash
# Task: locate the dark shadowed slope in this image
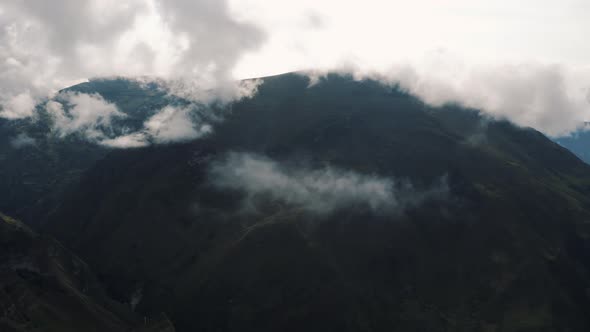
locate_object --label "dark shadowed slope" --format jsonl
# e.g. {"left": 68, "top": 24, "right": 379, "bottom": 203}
{"left": 0, "top": 212, "right": 176, "bottom": 332}
{"left": 46, "top": 73, "right": 590, "bottom": 332}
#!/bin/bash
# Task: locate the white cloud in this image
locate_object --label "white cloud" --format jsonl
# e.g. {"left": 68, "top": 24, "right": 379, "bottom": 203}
{"left": 0, "top": 93, "right": 36, "bottom": 120}
{"left": 100, "top": 132, "right": 150, "bottom": 149}
{"left": 303, "top": 56, "right": 590, "bottom": 137}
{"left": 232, "top": 0, "right": 590, "bottom": 137}
{"left": 0, "top": 0, "right": 265, "bottom": 120}
{"left": 144, "top": 106, "right": 211, "bottom": 143}
{"left": 158, "top": 77, "right": 263, "bottom": 105}
{"left": 46, "top": 92, "right": 126, "bottom": 141}
{"left": 209, "top": 152, "right": 448, "bottom": 215}
{"left": 390, "top": 62, "right": 590, "bottom": 137}
{"left": 99, "top": 105, "right": 214, "bottom": 148}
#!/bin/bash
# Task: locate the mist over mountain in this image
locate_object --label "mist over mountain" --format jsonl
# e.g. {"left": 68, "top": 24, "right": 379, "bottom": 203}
{"left": 3, "top": 1, "right": 590, "bottom": 331}
{"left": 0, "top": 73, "right": 578, "bottom": 332}
{"left": 0, "top": 79, "right": 168, "bottom": 224}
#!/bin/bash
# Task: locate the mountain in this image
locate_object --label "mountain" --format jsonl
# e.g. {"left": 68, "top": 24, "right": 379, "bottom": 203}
{"left": 42, "top": 73, "right": 590, "bottom": 332}
{"left": 0, "top": 79, "right": 170, "bottom": 225}
{"left": 0, "top": 212, "right": 175, "bottom": 332}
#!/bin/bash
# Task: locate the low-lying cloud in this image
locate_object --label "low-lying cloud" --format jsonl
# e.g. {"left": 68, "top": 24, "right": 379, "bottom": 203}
{"left": 209, "top": 152, "right": 448, "bottom": 215}
{"left": 3, "top": 0, "right": 589, "bottom": 141}
{"left": 100, "top": 132, "right": 150, "bottom": 149}
{"left": 232, "top": 0, "right": 590, "bottom": 137}
{"left": 304, "top": 56, "right": 590, "bottom": 137}
{"left": 385, "top": 62, "right": 590, "bottom": 137}
{"left": 101, "top": 105, "right": 213, "bottom": 148}
{"left": 0, "top": 93, "right": 37, "bottom": 120}
{"left": 88, "top": 77, "right": 262, "bottom": 148}
{"left": 0, "top": 0, "right": 265, "bottom": 120}
{"left": 144, "top": 106, "right": 211, "bottom": 143}
{"left": 44, "top": 92, "right": 215, "bottom": 147}
{"left": 47, "top": 92, "right": 126, "bottom": 141}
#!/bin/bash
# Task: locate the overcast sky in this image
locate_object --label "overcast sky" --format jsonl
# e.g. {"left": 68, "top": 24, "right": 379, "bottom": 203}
{"left": 1, "top": 0, "right": 589, "bottom": 136}
{"left": 231, "top": 0, "right": 590, "bottom": 77}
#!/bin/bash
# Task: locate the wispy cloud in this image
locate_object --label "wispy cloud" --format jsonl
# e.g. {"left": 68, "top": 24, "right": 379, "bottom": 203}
{"left": 209, "top": 152, "right": 448, "bottom": 215}
{"left": 45, "top": 92, "right": 215, "bottom": 147}
{"left": 3, "top": 0, "right": 589, "bottom": 139}
{"left": 100, "top": 132, "right": 150, "bottom": 149}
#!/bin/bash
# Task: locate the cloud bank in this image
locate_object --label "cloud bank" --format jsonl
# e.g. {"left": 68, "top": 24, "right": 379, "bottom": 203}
{"left": 47, "top": 92, "right": 126, "bottom": 141}
{"left": 2, "top": 0, "right": 589, "bottom": 139}
{"left": 0, "top": 0, "right": 265, "bottom": 120}
{"left": 232, "top": 0, "right": 590, "bottom": 137}
{"left": 209, "top": 152, "right": 448, "bottom": 215}
{"left": 381, "top": 62, "right": 590, "bottom": 137}
{"left": 304, "top": 57, "right": 590, "bottom": 137}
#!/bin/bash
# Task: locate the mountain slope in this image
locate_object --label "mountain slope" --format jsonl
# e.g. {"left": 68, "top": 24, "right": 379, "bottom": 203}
{"left": 0, "top": 212, "right": 176, "bottom": 332}
{"left": 0, "top": 78, "right": 170, "bottom": 226}
{"left": 46, "top": 73, "right": 590, "bottom": 332}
